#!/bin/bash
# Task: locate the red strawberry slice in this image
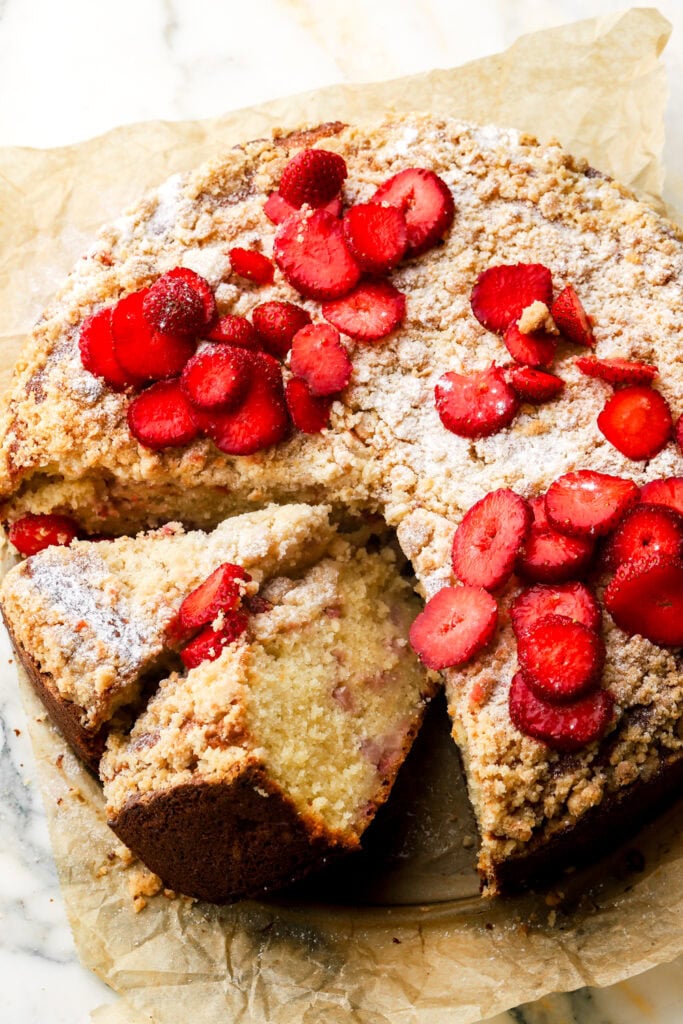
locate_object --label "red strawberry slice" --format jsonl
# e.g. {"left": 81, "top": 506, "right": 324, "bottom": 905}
{"left": 285, "top": 377, "right": 332, "bottom": 434}
{"left": 127, "top": 379, "right": 200, "bottom": 450}
{"left": 551, "top": 285, "right": 595, "bottom": 347}
{"left": 503, "top": 323, "right": 557, "bottom": 368}
{"left": 508, "top": 366, "right": 564, "bottom": 403}
{"left": 509, "top": 671, "right": 613, "bottom": 751}
{"left": 511, "top": 582, "right": 601, "bottom": 638}
{"left": 408, "top": 585, "right": 498, "bottom": 670}
{"left": 605, "top": 553, "right": 683, "bottom": 645}
{"left": 228, "top": 248, "right": 275, "bottom": 286}
{"left": 8, "top": 513, "right": 81, "bottom": 556}
{"left": 451, "top": 488, "right": 532, "bottom": 591}
{"left": 640, "top": 477, "right": 683, "bottom": 516}
{"left": 180, "top": 613, "right": 249, "bottom": 669}
{"left": 112, "top": 290, "right": 196, "bottom": 381}
{"left": 290, "top": 323, "right": 352, "bottom": 397}
{"left": 322, "top": 280, "right": 406, "bottom": 342}
{"left": 604, "top": 503, "right": 683, "bottom": 570}
{"left": 597, "top": 385, "right": 673, "bottom": 460}
{"left": 342, "top": 203, "right": 408, "bottom": 274}
{"left": 179, "top": 563, "right": 251, "bottom": 633}
{"left": 545, "top": 470, "right": 639, "bottom": 538}
{"left": 207, "top": 315, "right": 259, "bottom": 349}
{"left": 79, "top": 307, "right": 142, "bottom": 391}
{"left": 470, "top": 264, "right": 553, "bottom": 334}
{"left": 676, "top": 415, "right": 683, "bottom": 453}
{"left": 252, "top": 301, "right": 312, "bottom": 358}
{"left": 142, "top": 268, "right": 216, "bottom": 337}
{"left": 575, "top": 356, "right": 657, "bottom": 386}
{"left": 371, "top": 168, "right": 455, "bottom": 256}
{"left": 278, "top": 149, "right": 348, "bottom": 209}
{"left": 181, "top": 346, "right": 251, "bottom": 411}
{"left": 517, "top": 495, "right": 595, "bottom": 583}
{"left": 192, "top": 351, "right": 289, "bottom": 455}
{"left": 517, "top": 614, "right": 605, "bottom": 703}
{"left": 274, "top": 208, "right": 361, "bottom": 301}
{"left": 435, "top": 365, "right": 519, "bottom": 438}
{"left": 264, "top": 191, "right": 342, "bottom": 225}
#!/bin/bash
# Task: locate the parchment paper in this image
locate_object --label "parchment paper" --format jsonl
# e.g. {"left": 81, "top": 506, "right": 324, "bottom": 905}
{"left": 2, "top": 8, "right": 682, "bottom": 1023}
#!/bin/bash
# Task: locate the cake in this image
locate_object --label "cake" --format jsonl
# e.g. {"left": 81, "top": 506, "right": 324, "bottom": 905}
{"left": 2, "top": 113, "right": 683, "bottom": 896}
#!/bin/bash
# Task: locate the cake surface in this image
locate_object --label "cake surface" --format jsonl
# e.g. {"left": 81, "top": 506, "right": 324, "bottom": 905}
{"left": 2, "top": 114, "right": 683, "bottom": 895}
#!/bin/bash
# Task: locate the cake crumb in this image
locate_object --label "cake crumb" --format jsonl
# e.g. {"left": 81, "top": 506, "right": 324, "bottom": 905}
{"left": 517, "top": 300, "right": 558, "bottom": 335}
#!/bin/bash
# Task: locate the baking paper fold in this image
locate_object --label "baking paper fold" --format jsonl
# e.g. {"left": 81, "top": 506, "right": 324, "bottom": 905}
{"left": 1, "top": 8, "right": 682, "bottom": 1023}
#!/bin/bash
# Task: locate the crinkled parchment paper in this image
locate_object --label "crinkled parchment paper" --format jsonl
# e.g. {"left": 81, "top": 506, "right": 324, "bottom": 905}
{"left": 2, "top": 9, "right": 682, "bottom": 1023}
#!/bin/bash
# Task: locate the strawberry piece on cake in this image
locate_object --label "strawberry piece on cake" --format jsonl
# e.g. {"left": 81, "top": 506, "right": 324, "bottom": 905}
{"left": 604, "top": 503, "right": 683, "bottom": 570}
{"left": 285, "top": 378, "right": 333, "bottom": 434}
{"left": 451, "top": 488, "right": 531, "bottom": 591}
{"left": 206, "top": 315, "right": 259, "bottom": 349}
{"left": 604, "top": 553, "right": 683, "bottom": 645}
{"left": 435, "top": 365, "right": 519, "bottom": 438}
{"left": 371, "top": 168, "right": 455, "bottom": 256}
{"left": 503, "top": 323, "right": 557, "bottom": 368}
{"left": 79, "top": 308, "right": 142, "bottom": 391}
{"left": 517, "top": 496, "right": 595, "bottom": 583}
{"left": 180, "top": 613, "right": 250, "bottom": 669}
{"left": 551, "top": 285, "right": 595, "bottom": 347}
{"left": 511, "top": 582, "right": 601, "bottom": 638}
{"left": 322, "top": 280, "right": 406, "bottom": 342}
{"left": 508, "top": 366, "right": 564, "bottom": 403}
{"left": 112, "top": 290, "right": 197, "bottom": 381}
{"left": 142, "top": 268, "right": 217, "bottom": 337}
{"left": 509, "top": 672, "right": 613, "bottom": 752}
{"left": 409, "top": 585, "right": 498, "bottom": 670}
{"left": 228, "top": 248, "right": 275, "bottom": 286}
{"left": 264, "top": 191, "right": 342, "bottom": 225}
{"left": 127, "top": 380, "right": 199, "bottom": 450}
{"left": 181, "top": 346, "right": 252, "bottom": 411}
{"left": 274, "top": 208, "right": 361, "bottom": 300}
{"left": 8, "top": 513, "right": 81, "bottom": 556}
{"left": 575, "top": 356, "right": 658, "bottom": 386}
{"left": 517, "top": 614, "right": 605, "bottom": 703}
{"left": 597, "top": 386, "right": 673, "bottom": 460}
{"left": 342, "top": 203, "right": 408, "bottom": 274}
{"left": 252, "top": 301, "right": 312, "bottom": 358}
{"left": 640, "top": 477, "right": 683, "bottom": 516}
{"left": 290, "top": 323, "right": 352, "bottom": 396}
{"left": 178, "top": 563, "right": 251, "bottom": 633}
{"left": 544, "top": 470, "right": 639, "bottom": 538}
{"left": 278, "top": 149, "right": 348, "bottom": 209}
{"left": 470, "top": 264, "right": 553, "bottom": 334}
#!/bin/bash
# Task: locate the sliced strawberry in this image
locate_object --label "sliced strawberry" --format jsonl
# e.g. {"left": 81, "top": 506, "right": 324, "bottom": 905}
{"left": 451, "top": 488, "right": 531, "bottom": 591}
{"left": 676, "top": 415, "right": 683, "bottom": 454}
{"left": 278, "top": 149, "right": 347, "bottom": 209}
{"left": 180, "top": 612, "right": 249, "bottom": 669}
{"left": 127, "top": 379, "right": 199, "bottom": 450}
{"left": 508, "top": 366, "right": 564, "bottom": 403}
{"left": 575, "top": 356, "right": 657, "bottom": 386}
{"left": 640, "top": 477, "right": 683, "bottom": 516}
{"left": 112, "top": 290, "right": 196, "bottom": 381}
{"left": 517, "top": 614, "right": 605, "bottom": 703}
{"left": 251, "top": 301, "right": 311, "bottom": 358}
{"left": 181, "top": 346, "right": 251, "bottom": 411}
{"left": 435, "top": 365, "right": 519, "bottom": 438}
{"left": 551, "top": 285, "right": 595, "bottom": 347}
{"left": 322, "top": 280, "right": 406, "bottom": 342}
{"left": 285, "top": 377, "right": 332, "bottom": 434}
{"left": 545, "top": 470, "right": 639, "bottom": 538}
{"left": 511, "top": 582, "right": 601, "bottom": 638}
{"left": 408, "top": 585, "right": 497, "bottom": 670}
{"left": 509, "top": 671, "right": 613, "bottom": 751}
{"left": 264, "top": 191, "right": 342, "bottom": 225}
{"left": 503, "top": 323, "right": 557, "bottom": 368}
{"left": 604, "top": 553, "right": 683, "bottom": 645}
{"left": 228, "top": 248, "right": 275, "bottom": 286}
{"left": 142, "top": 268, "right": 216, "bottom": 337}
{"left": 371, "top": 168, "right": 455, "bottom": 256}
{"left": 192, "top": 351, "right": 289, "bottom": 455}
{"left": 179, "top": 563, "right": 251, "bottom": 633}
{"left": 79, "top": 307, "right": 142, "bottom": 391}
{"left": 206, "top": 314, "right": 259, "bottom": 349}
{"left": 470, "top": 264, "right": 553, "bottom": 334}
{"left": 8, "top": 513, "right": 81, "bottom": 556}
{"left": 290, "top": 323, "right": 352, "bottom": 397}
{"left": 342, "top": 203, "right": 408, "bottom": 274}
{"left": 517, "top": 495, "right": 595, "bottom": 583}
{"left": 274, "top": 208, "right": 361, "bottom": 301}
{"left": 604, "top": 503, "right": 683, "bottom": 570}
{"left": 597, "top": 385, "right": 673, "bottom": 460}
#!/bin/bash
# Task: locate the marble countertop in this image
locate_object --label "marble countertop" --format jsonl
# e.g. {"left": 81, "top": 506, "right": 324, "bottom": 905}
{"left": 2, "top": 1, "right": 683, "bottom": 1021}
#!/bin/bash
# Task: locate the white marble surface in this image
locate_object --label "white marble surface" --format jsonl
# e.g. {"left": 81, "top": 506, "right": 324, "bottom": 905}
{"left": 2, "top": 1, "right": 683, "bottom": 1021}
